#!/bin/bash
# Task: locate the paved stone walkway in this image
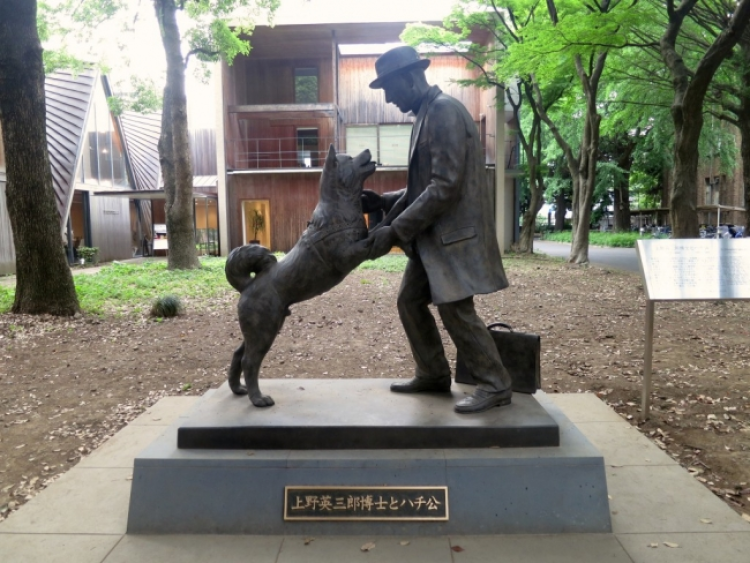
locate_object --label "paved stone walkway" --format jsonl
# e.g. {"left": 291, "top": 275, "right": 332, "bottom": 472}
{"left": 1, "top": 392, "right": 748, "bottom": 562}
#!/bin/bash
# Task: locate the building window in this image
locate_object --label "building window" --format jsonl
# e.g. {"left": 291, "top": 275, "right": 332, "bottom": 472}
{"left": 294, "top": 68, "right": 318, "bottom": 104}
{"left": 297, "top": 128, "right": 318, "bottom": 167}
{"left": 242, "top": 200, "right": 271, "bottom": 247}
{"left": 79, "top": 87, "right": 129, "bottom": 188}
{"left": 345, "top": 124, "right": 412, "bottom": 166}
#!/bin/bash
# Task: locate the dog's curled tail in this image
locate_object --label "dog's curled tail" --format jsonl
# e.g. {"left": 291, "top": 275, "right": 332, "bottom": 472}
{"left": 225, "top": 244, "right": 278, "bottom": 293}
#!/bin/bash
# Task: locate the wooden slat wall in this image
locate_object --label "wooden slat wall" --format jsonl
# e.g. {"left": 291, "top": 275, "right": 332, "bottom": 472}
{"left": 227, "top": 169, "right": 406, "bottom": 252}
{"left": 45, "top": 70, "right": 97, "bottom": 220}
{"left": 0, "top": 178, "right": 15, "bottom": 275}
{"left": 88, "top": 193, "right": 134, "bottom": 262}
{"left": 191, "top": 129, "right": 217, "bottom": 176}
{"left": 482, "top": 86, "right": 497, "bottom": 165}
{"left": 234, "top": 57, "right": 334, "bottom": 105}
{"left": 338, "top": 54, "right": 482, "bottom": 125}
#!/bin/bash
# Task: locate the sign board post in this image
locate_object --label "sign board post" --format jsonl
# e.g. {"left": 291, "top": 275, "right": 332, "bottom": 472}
{"left": 636, "top": 239, "right": 750, "bottom": 420}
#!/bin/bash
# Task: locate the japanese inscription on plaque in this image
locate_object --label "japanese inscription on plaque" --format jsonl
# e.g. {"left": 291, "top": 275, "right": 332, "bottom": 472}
{"left": 283, "top": 486, "right": 449, "bottom": 521}
{"left": 636, "top": 239, "right": 750, "bottom": 301}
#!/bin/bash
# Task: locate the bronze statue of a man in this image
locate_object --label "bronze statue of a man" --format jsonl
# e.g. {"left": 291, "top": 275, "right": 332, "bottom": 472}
{"left": 364, "top": 45, "right": 513, "bottom": 414}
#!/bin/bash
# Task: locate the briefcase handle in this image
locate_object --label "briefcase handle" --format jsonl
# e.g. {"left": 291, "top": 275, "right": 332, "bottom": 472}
{"left": 487, "top": 322, "right": 513, "bottom": 332}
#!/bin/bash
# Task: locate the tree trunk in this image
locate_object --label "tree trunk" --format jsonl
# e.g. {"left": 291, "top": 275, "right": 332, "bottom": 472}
{"left": 154, "top": 0, "right": 200, "bottom": 270}
{"left": 739, "top": 110, "right": 750, "bottom": 234}
{"left": 511, "top": 88, "right": 545, "bottom": 254}
{"left": 554, "top": 190, "right": 566, "bottom": 231}
{"left": 0, "top": 0, "right": 79, "bottom": 315}
{"left": 611, "top": 135, "right": 635, "bottom": 231}
{"left": 660, "top": 0, "right": 750, "bottom": 238}
{"left": 568, "top": 54, "right": 605, "bottom": 264}
{"left": 669, "top": 112, "right": 701, "bottom": 237}
{"left": 517, "top": 174, "right": 544, "bottom": 253}
{"left": 613, "top": 185, "right": 630, "bottom": 232}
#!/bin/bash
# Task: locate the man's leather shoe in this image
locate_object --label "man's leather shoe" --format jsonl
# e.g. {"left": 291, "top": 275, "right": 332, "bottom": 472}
{"left": 454, "top": 388, "right": 512, "bottom": 414}
{"left": 390, "top": 377, "right": 452, "bottom": 393}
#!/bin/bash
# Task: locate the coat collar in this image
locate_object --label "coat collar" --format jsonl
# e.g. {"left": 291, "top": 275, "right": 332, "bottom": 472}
{"left": 409, "top": 85, "right": 442, "bottom": 163}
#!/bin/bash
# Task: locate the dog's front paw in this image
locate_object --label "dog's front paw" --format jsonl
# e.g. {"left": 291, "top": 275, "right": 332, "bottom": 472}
{"left": 229, "top": 383, "right": 248, "bottom": 396}
{"left": 250, "top": 393, "right": 275, "bottom": 407}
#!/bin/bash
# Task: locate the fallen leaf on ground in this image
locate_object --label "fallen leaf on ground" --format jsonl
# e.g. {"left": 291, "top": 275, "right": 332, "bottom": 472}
{"left": 303, "top": 537, "right": 315, "bottom": 545}
{"left": 361, "top": 541, "right": 376, "bottom": 552}
{"left": 700, "top": 518, "right": 712, "bottom": 524}
{"left": 664, "top": 542, "right": 680, "bottom": 548}
{"left": 399, "top": 540, "right": 410, "bottom": 546}
{"left": 647, "top": 543, "right": 658, "bottom": 548}
{"left": 451, "top": 545, "right": 465, "bottom": 552}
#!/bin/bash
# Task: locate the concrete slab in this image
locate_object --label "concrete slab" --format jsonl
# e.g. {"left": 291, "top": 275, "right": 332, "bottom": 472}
{"left": 0, "top": 533, "right": 122, "bottom": 563}
{"left": 573, "top": 421, "right": 675, "bottom": 467}
{"left": 103, "top": 534, "right": 283, "bottom": 563}
{"left": 130, "top": 396, "right": 203, "bottom": 426}
{"left": 177, "top": 381, "right": 559, "bottom": 449}
{"left": 276, "top": 535, "right": 453, "bottom": 563}
{"left": 2, "top": 392, "right": 749, "bottom": 563}
{"left": 615, "top": 532, "right": 750, "bottom": 562}
{"left": 606, "top": 465, "right": 750, "bottom": 534}
{"left": 0, "top": 467, "right": 132, "bottom": 534}
{"left": 444, "top": 533, "right": 632, "bottom": 562}
{"left": 543, "top": 393, "right": 625, "bottom": 423}
{"left": 78, "top": 424, "right": 170, "bottom": 469}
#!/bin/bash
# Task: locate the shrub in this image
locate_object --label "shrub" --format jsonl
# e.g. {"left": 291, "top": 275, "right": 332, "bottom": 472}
{"left": 150, "top": 295, "right": 184, "bottom": 318}
{"left": 77, "top": 246, "right": 99, "bottom": 265}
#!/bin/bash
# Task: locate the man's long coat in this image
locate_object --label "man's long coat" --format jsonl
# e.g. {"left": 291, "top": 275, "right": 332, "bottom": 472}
{"left": 386, "top": 85, "right": 508, "bottom": 305}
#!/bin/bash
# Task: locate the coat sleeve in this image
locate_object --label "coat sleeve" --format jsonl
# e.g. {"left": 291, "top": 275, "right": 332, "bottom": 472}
{"left": 390, "top": 99, "right": 466, "bottom": 243}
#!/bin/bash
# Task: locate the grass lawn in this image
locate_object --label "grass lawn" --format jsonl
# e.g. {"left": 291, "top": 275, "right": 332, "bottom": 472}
{"left": 542, "top": 231, "right": 662, "bottom": 248}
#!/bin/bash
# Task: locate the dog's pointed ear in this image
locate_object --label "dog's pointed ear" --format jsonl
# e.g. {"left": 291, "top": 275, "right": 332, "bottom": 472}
{"left": 324, "top": 144, "right": 337, "bottom": 169}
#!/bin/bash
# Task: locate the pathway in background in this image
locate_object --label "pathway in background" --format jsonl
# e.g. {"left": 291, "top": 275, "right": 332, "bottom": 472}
{"left": 0, "top": 257, "right": 167, "bottom": 288}
{"left": 533, "top": 240, "right": 640, "bottom": 273}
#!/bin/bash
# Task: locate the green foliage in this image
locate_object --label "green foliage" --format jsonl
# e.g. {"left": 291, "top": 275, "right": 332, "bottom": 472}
{"left": 77, "top": 246, "right": 99, "bottom": 264}
{"left": 0, "top": 255, "right": 413, "bottom": 316}
{"left": 357, "top": 255, "right": 408, "bottom": 273}
{"left": 0, "top": 284, "right": 13, "bottom": 313}
{"left": 251, "top": 210, "right": 265, "bottom": 240}
{"left": 544, "top": 231, "right": 653, "bottom": 248}
{"left": 114, "top": 77, "right": 162, "bottom": 115}
{"left": 150, "top": 294, "right": 184, "bottom": 318}
{"left": 70, "top": 258, "right": 230, "bottom": 316}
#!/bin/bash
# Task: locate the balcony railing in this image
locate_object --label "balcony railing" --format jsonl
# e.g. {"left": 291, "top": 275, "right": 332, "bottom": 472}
{"left": 228, "top": 136, "right": 341, "bottom": 170}
{"left": 226, "top": 134, "right": 522, "bottom": 171}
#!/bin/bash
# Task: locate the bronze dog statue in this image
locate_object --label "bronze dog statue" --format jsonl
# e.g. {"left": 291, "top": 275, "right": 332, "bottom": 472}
{"left": 225, "top": 146, "right": 376, "bottom": 407}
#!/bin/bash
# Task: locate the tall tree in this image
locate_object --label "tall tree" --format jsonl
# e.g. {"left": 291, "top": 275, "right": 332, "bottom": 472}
{"left": 0, "top": 0, "right": 80, "bottom": 315}
{"left": 154, "top": 0, "right": 199, "bottom": 270}
{"left": 57, "top": 0, "right": 278, "bottom": 269}
{"left": 403, "top": 0, "right": 568, "bottom": 255}
{"left": 659, "top": 0, "right": 750, "bottom": 238}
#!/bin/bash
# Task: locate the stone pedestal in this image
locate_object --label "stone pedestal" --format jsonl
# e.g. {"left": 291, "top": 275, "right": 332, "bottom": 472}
{"left": 127, "top": 380, "right": 611, "bottom": 535}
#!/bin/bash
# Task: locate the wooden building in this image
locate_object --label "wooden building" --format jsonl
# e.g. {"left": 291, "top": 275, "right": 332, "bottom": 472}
{"left": 215, "top": 16, "right": 520, "bottom": 254}
{"left": 0, "top": 69, "right": 137, "bottom": 274}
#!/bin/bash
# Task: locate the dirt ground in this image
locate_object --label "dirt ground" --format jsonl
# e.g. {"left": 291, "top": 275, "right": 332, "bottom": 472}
{"left": 1, "top": 253, "right": 748, "bottom": 521}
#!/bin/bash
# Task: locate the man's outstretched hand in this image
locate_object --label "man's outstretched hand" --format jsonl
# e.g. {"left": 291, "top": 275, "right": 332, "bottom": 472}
{"left": 367, "top": 226, "right": 398, "bottom": 259}
{"left": 361, "top": 189, "right": 384, "bottom": 214}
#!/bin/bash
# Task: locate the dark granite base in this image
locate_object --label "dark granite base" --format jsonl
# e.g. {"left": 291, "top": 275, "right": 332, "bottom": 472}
{"left": 127, "top": 383, "right": 611, "bottom": 535}
{"left": 177, "top": 380, "right": 559, "bottom": 449}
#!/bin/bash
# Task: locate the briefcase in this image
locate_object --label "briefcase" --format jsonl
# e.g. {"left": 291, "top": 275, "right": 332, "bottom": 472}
{"left": 455, "top": 322, "right": 541, "bottom": 394}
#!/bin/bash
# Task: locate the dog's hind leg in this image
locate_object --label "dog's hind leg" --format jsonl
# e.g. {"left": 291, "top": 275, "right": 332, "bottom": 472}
{"left": 228, "top": 342, "right": 248, "bottom": 395}
{"left": 239, "top": 293, "right": 287, "bottom": 407}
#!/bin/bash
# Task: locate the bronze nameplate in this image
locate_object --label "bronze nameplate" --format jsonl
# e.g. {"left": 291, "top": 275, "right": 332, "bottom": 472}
{"left": 284, "top": 486, "right": 449, "bottom": 521}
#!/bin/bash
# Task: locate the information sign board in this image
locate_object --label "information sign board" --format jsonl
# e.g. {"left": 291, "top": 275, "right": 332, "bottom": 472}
{"left": 636, "top": 239, "right": 750, "bottom": 301}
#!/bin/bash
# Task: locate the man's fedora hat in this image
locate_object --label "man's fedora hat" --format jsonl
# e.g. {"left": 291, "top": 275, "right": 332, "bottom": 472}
{"left": 369, "top": 45, "right": 431, "bottom": 89}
